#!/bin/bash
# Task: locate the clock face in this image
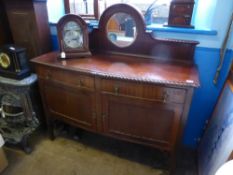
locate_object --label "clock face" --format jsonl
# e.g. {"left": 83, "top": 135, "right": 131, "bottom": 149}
{"left": 0, "top": 53, "right": 11, "bottom": 69}
{"left": 63, "top": 21, "right": 83, "bottom": 49}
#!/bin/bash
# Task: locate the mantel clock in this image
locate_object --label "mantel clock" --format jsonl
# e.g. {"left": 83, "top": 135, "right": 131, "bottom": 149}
{"left": 57, "top": 14, "right": 91, "bottom": 59}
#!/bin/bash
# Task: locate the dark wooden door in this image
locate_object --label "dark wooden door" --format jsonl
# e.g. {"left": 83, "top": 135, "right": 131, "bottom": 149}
{"left": 42, "top": 81, "right": 97, "bottom": 131}
{"left": 3, "top": 0, "right": 51, "bottom": 59}
{"left": 102, "top": 94, "right": 183, "bottom": 150}
{"left": 0, "top": 1, "right": 12, "bottom": 45}
{"left": 6, "top": 10, "right": 38, "bottom": 58}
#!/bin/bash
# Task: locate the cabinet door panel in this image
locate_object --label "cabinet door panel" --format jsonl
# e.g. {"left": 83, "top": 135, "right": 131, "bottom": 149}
{"left": 43, "top": 82, "right": 96, "bottom": 130}
{"left": 7, "top": 11, "right": 38, "bottom": 58}
{"left": 102, "top": 94, "right": 183, "bottom": 150}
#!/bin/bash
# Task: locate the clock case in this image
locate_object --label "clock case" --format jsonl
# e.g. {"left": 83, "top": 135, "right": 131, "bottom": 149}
{"left": 0, "top": 45, "right": 30, "bottom": 80}
{"left": 57, "top": 14, "right": 91, "bottom": 59}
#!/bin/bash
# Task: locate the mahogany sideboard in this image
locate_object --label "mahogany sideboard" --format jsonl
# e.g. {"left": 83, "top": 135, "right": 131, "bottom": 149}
{"left": 31, "top": 52, "right": 199, "bottom": 153}
{"left": 31, "top": 4, "right": 200, "bottom": 172}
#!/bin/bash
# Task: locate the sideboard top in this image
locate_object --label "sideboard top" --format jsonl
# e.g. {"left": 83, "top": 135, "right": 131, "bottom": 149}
{"left": 31, "top": 52, "right": 200, "bottom": 87}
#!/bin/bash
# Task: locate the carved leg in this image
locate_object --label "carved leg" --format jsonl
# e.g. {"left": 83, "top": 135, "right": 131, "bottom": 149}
{"left": 48, "top": 118, "right": 55, "bottom": 140}
{"left": 20, "top": 93, "right": 34, "bottom": 122}
{"left": 21, "top": 135, "right": 32, "bottom": 154}
{"left": 168, "top": 151, "right": 177, "bottom": 175}
{"left": 69, "top": 127, "right": 82, "bottom": 141}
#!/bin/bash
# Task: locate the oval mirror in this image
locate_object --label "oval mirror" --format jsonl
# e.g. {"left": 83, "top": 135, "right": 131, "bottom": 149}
{"left": 106, "top": 12, "right": 137, "bottom": 48}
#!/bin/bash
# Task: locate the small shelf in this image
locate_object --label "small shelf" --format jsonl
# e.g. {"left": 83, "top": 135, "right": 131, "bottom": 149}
{"left": 146, "top": 24, "right": 217, "bottom": 35}
{"left": 49, "top": 22, "right": 218, "bottom": 36}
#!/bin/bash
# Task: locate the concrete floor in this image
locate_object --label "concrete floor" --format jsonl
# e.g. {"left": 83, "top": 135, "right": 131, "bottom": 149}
{"left": 1, "top": 129, "right": 196, "bottom": 175}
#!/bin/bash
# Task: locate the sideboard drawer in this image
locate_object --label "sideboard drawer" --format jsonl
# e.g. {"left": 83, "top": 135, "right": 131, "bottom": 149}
{"left": 36, "top": 66, "right": 95, "bottom": 89}
{"left": 101, "top": 79, "right": 186, "bottom": 104}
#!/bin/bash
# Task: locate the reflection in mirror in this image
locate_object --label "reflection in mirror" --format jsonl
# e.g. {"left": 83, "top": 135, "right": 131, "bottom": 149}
{"left": 106, "top": 13, "right": 137, "bottom": 47}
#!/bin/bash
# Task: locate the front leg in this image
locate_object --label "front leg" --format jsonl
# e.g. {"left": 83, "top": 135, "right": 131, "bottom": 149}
{"left": 21, "top": 135, "right": 32, "bottom": 154}
{"left": 47, "top": 117, "right": 55, "bottom": 140}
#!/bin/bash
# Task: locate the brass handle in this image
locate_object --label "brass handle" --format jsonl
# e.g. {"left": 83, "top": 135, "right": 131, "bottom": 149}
{"left": 102, "top": 113, "right": 106, "bottom": 120}
{"left": 163, "top": 92, "right": 168, "bottom": 103}
{"left": 78, "top": 80, "right": 84, "bottom": 87}
{"left": 114, "top": 86, "right": 120, "bottom": 95}
{"left": 46, "top": 72, "right": 51, "bottom": 80}
{"left": 92, "top": 112, "right": 96, "bottom": 119}
{"left": 184, "top": 15, "right": 191, "bottom": 18}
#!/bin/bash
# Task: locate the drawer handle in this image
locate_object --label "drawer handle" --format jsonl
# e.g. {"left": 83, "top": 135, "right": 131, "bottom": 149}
{"left": 46, "top": 72, "right": 51, "bottom": 80}
{"left": 114, "top": 86, "right": 120, "bottom": 95}
{"left": 78, "top": 80, "right": 84, "bottom": 87}
{"left": 92, "top": 112, "right": 96, "bottom": 119}
{"left": 163, "top": 92, "right": 168, "bottom": 103}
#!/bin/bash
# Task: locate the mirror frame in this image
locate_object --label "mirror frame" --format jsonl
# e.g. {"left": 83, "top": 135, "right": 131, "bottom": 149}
{"left": 90, "top": 3, "right": 199, "bottom": 64}
{"left": 98, "top": 3, "right": 146, "bottom": 50}
{"left": 106, "top": 12, "right": 137, "bottom": 48}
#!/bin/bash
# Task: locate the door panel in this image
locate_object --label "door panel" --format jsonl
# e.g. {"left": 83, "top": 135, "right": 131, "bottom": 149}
{"left": 102, "top": 94, "right": 183, "bottom": 149}
{"left": 7, "top": 11, "right": 37, "bottom": 58}
{"left": 43, "top": 82, "right": 96, "bottom": 130}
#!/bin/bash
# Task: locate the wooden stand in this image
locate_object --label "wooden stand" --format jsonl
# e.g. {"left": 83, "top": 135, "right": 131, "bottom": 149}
{"left": 0, "top": 74, "right": 39, "bottom": 153}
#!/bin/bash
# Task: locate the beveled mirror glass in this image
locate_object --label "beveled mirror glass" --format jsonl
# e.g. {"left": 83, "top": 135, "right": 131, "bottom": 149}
{"left": 106, "top": 12, "right": 137, "bottom": 47}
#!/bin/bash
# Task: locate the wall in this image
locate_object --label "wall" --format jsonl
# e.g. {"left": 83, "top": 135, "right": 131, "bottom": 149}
{"left": 198, "top": 81, "right": 233, "bottom": 175}
{"left": 154, "top": 0, "right": 233, "bottom": 148}
{"left": 184, "top": 48, "right": 233, "bottom": 147}
{"left": 192, "top": 0, "right": 218, "bottom": 29}
{"left": 48, "top": 0, "right": 233, "bottom": 148}
{"left": 47, "top": 0, "right": 65, "bottom": 23}
{"left": 183, "top": 0, "right": 233, "bottom": 148}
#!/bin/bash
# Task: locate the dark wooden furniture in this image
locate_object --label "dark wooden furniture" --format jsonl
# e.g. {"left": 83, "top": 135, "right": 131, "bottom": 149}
{"left": 32, "top": 52, "right": 199, "bottom": 170}
{"left": 2, "top": 0, "right": 51, "bottom": 59}
{"left": 32, "top": 4, "right": 200, "bottom": 172}
{"left": 0, "top": 0, "right": 12, "bottom": 45}
{"left": 167, "top": 0, "right": 195, "bottom": 28}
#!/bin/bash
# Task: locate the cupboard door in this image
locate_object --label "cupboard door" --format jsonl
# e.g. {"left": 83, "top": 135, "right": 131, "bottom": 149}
{"left": 3, "top": 0, "right": 51, "bottom": 59}
{"left": 6, "top": 10, "right": 38, "bottom": 58}
{"left": 0, "top": 1, "right": 12, "bottom": 45}
{"left": 102, "top": 94, "right": 183, "bottom": 150}
{"left": 42, "top": 81, "right": 96, "bottom": 131}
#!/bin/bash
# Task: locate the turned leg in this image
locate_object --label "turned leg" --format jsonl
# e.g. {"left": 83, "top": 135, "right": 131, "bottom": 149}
{"left": 68, "top": 127, "right": 82, "bottom": 140}
{"left": 47, "top": 118, "right": 55, "bottom": 140}
{"left": 21, "top": 135, "right": 32, "bottom": 154}
{"left": 169, "top": 150, "right": 177, "bottom": 175}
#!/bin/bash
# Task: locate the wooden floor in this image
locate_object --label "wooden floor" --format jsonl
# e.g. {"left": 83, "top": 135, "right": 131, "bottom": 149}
{"left": 2, "top": 127, "right": 197, "bottom": 175}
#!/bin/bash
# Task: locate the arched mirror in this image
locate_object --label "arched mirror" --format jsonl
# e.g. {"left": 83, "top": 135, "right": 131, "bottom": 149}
{"left": 106, "top": 12, "right": 137, "bottom": 48}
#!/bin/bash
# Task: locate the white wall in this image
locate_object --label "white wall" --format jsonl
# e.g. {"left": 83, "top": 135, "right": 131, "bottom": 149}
{"left": 47, "top": 0, "right": 233, "bottom": 49}
{"left": 47, "top": 0, "right": 65, "bottom": 23}
{"left": 154, "top": 0, "right": 233, "bottom": 49}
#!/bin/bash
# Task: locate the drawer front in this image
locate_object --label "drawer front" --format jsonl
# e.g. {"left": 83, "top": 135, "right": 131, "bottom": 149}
{"left": 42, "top": 82, "right": 97, "bottom": 131}
{"left": 101, "top": 79, "right": 186, "bottom": 104}
{"left": 36, "top": 66, "right": 95, "bottom": 89}
{"left": 170, "top": 4, "right": 193, "bottom": 15}
{"left": 102, "top": 93, "right": 184, "bottom": 150}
